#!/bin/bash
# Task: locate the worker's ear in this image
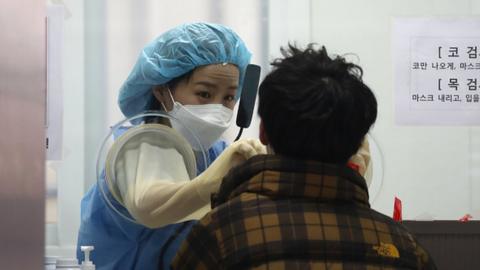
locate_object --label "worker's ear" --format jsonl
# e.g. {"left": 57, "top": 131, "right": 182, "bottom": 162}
{"left": 152, "top": 85, "right": 173, "bottom": 111}
{"left": 259, "top": 120, "right": 269, "bottom": 146}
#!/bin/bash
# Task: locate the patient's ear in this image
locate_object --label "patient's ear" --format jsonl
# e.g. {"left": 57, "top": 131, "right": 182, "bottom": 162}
{"left": 259, "top": 120, "right": 269, "bottom": 146}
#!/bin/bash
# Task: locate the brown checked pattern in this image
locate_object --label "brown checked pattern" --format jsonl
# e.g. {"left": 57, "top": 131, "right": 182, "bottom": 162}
{"left": 171, "top": 155, "right": 436, "bottom": 270}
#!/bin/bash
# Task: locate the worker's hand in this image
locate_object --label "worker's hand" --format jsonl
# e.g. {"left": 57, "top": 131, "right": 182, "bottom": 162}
{"left": 226, "top": 138, "right": 267, "bottom": 168}
{"left": 193, "top": 139, "right": 266, "bottom": 201}
{"left": 348, "top": 137, "right": 373, "bottom": 186}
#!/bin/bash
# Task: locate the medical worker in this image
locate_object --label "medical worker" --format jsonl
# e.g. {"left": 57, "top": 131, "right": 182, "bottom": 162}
{"left": 76, "top": 22, "right": 264, "bottom": 269}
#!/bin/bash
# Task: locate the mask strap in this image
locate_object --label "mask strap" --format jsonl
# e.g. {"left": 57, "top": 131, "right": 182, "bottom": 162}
{"left": 159, "top": 87, "right": 175, "bottom": 112}
{"left": 167, "top": 87, "right": 175, "bottom": 104}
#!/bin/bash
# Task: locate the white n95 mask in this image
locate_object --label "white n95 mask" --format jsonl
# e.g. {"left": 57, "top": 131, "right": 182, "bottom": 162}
{"left": 163, "top": 91, "right": 233, "bottom": 151}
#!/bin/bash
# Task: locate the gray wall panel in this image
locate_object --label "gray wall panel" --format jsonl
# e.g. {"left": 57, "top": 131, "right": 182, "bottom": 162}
{"left": 0, "top": 1, "right": 46, "bottom": 269}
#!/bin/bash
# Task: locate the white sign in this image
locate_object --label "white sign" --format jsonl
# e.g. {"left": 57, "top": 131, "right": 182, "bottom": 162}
{"left": 46, "top": 5, "right": 64, "bottom": 160}
{"left": 393, "top": 18, "right": 480, "bottom": 125}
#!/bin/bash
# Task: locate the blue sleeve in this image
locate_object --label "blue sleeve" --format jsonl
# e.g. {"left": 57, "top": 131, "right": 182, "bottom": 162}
{"left": 208, "top": 140, "right": 228, "bottom": 162}
{"left": 196, "top": 140, "right": 229, "bottom": 174}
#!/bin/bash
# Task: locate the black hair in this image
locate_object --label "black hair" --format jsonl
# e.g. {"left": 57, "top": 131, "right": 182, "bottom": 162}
{"left": 258, "top": 44, "right": 377, "bottom": 164}
{"left": 145, "top": 69, "right": 195, "bottom": 123}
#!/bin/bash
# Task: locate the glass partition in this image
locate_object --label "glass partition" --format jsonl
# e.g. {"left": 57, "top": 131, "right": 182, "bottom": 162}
{"left": 46, "top": 0, "right": 480, "bottom": 260}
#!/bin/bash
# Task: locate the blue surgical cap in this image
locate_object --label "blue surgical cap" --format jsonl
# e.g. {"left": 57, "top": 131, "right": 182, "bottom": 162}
{"left": 118, "top": 22, "right": 252, "bottom": 118}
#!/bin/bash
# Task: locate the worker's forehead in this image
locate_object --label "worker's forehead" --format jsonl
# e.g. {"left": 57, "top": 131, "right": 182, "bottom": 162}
{"left": 191, "top": 64, "right": 239, "bottom": 81}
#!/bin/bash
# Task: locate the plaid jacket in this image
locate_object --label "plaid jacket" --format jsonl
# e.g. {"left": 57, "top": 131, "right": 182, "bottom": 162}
{"left": 171, "top": 155, "right": 436, "bottom": 270}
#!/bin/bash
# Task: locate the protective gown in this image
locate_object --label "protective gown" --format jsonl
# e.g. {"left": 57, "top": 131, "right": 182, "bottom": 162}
{"left": 76, "top": 124, "right": 226, "bottom": 269}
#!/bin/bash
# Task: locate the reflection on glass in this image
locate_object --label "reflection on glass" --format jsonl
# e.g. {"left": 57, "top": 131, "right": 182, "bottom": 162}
{"left": 46, "top": 162, "right": 57, "bottom": 224}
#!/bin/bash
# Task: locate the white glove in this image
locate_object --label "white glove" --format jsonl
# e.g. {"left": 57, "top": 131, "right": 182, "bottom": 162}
{"left": 191, "top": 138, "right": 267, "bottom": 202}
{"left": 348, "top": 137, "right": 373, "bottom": 187}
{"left": 120, "top": 138, "right": 266, "bottom": 228}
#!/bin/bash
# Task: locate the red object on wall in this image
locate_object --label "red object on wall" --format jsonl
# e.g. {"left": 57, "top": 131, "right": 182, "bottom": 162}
{"left": 459, "top": 214, "right": 472, "bottom": 222}
{"left": 393, "top": 197, "right": 402, "bottom": 222}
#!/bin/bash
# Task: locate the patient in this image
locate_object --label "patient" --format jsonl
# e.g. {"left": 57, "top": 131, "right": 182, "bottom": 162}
{"left": 171, "top": 44, "right": 436, "bottom": 270}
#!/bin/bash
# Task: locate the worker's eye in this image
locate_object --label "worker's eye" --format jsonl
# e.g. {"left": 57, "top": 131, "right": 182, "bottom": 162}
{"left": 224, "top": 95, "right": 235, "bottom": 102}
{"left": 196, "top": 91, "right": 211, "bottom": 99}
